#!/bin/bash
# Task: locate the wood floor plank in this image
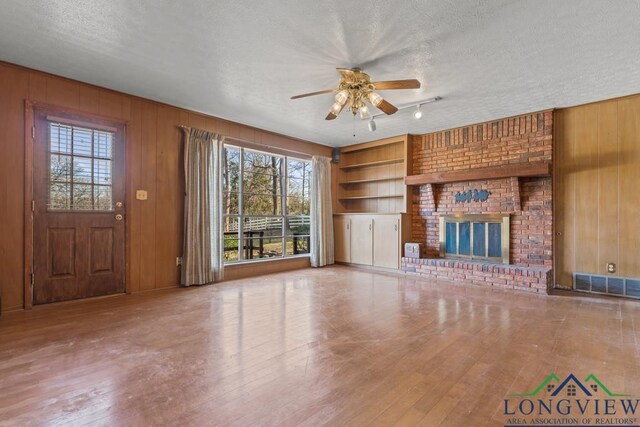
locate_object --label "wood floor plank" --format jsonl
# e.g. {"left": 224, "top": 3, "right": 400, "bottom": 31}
{"left": 1, "top": 266, "right": 639, "bottom": 426}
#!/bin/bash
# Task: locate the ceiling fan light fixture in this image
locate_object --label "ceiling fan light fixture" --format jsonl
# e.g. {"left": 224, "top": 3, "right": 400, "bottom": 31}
{"left": 368, "top": 92, "right": 383, "bottom": 107}
{"left": 335, "top": 90, "right": 349, "bottom": 106}
{"left": 413, "top": 104, "right": 423, "bottom": 120}
{"left": 359, "top": 104, "right": 370, "bottom": 119}
{"left": 368, "top": 118, "right": 376, "bottom": 132}
{"left": 330, "top": 102, "right": 343, "bottom": 116}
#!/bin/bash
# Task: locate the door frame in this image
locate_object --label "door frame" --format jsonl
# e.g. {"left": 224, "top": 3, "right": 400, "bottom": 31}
{"left": 23, "top": 100, "right": 129, "bottom": 308}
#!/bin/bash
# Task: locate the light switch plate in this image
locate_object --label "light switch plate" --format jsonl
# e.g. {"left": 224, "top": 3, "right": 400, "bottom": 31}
{"left": 136, "top": 190, "right": 148, "bottom": 200}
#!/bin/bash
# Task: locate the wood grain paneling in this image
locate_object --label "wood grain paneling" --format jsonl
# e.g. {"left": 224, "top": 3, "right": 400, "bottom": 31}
{"left": 554, "top": 93, "right": 640, "bottom": 288}
{"left": 0, "top": 61, "right": 330, "bottom": 312}
{"left": 618, "top": 97, "right": 640, "bottom": 278}
{"left": 596, "top": 101, "right": 619, "bottom": 275}
{"left": 0, "top": 65, "right": 29, "bottom": 312}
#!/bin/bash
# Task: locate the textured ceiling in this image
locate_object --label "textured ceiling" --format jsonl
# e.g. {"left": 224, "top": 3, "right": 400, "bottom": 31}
{"left": 1, "top": 1, "right": 639, "bottom": 146}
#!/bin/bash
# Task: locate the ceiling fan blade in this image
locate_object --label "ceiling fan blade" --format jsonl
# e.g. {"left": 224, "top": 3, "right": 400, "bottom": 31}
{"left": 290, "top": 89, "right": 336, "bottom": 100}
{"left": 376, "top": 99, "right": 399, "bottom": 115}
{"left": 372, "top": 79, "right": 421, "bottom": 90}
{"left": 325, "top": 112, "right": 338, "bottom": 120}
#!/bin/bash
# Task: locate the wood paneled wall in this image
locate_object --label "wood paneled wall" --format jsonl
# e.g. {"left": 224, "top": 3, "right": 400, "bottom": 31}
{"left": 554, "top": 93, "right": 640, "bottom": 289}
{"left": 0, "top": 62, "right": 331, "bottom": 312}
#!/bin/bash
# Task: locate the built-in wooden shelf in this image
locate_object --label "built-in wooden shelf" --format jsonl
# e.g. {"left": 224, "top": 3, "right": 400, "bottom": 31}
{"left": 339, "top": 194, "right": 404, "bottom": 201}
{"left": 340, "top": 176, "right": 404, "bottom": 185}
{"left": 334, "top": 135, "right": 411, "bottom": 214}
{"left": 404, "top": 161, "right": 551, "bottom": 186}
{"left": 340, "top": 158, "right": 404, "bottom": 170}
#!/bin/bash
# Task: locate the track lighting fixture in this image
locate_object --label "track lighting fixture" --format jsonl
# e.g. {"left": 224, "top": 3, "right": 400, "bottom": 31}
{"left": 368, "top": 118, "right": 376, "bottom": 132}
{"left": 413, "top": 104, "right": 423, "bottom": 120}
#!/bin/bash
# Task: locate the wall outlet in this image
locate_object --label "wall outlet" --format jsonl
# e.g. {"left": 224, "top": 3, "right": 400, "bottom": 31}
{"left": 136, "top": 190, "right": 148, "bottom": 200}
{"left": 176, "top": 257, "right": 182, "bottom": 267}
{"left": 607, "top": 262, "right": 616, "bottom": 274}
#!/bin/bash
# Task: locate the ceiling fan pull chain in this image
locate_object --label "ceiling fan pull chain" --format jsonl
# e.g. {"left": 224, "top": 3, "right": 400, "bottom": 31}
{"left": 353, "top": 114, "right": 356, "bottom": 138}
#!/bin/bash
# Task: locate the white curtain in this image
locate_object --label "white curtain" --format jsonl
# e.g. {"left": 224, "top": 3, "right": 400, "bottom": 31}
{"left": 181, "top": 127, "right": 224, "bottom": 286}
{"left": 310, "top": 155, "right": 334, "bottom": 267}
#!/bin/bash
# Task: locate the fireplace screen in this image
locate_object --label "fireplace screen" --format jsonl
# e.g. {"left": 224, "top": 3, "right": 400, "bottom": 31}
{"left": 439, "top": 214, "right": 510, "bottom": 264}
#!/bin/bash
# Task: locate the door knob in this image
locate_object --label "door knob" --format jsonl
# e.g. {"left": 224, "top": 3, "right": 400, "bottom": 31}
{"left": 115, "top": 214, "right": 123, "bottom": 221}
{"left": 115, "top": 201, "right": 123, "bottom": 208}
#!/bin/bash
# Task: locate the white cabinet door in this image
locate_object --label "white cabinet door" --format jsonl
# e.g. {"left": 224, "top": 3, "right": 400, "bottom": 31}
{"left": 373, "top": 216, "right": 400, "bottom": 269}
{"left": 350, "top": 216, "right": 373, "bottom": 266}
{"left": 334, "top": 216, "right": 351, "bottom": 263}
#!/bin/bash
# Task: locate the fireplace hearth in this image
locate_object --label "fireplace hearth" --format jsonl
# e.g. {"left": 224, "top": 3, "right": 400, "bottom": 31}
{"left": 402, "top": 110, "right": 553, "bottom": 293}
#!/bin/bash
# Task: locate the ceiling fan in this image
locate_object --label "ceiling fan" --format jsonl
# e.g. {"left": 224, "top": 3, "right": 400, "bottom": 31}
{"left": 290, "top": 68, "right": 421, "bottom": 120}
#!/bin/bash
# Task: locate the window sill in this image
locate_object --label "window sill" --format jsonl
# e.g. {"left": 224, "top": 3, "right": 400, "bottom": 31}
{"left": 224, "top": 254, "right": 310, "bottom": 266}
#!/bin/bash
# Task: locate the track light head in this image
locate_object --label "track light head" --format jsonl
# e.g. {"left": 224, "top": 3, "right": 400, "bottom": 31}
{"left": 413, "top": 104, "right": 423, "bottom": 120}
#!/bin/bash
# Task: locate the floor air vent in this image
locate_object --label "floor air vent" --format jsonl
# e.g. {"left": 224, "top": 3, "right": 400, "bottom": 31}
{"left": 574, "top": 273, "right": 640, "bottom": 299}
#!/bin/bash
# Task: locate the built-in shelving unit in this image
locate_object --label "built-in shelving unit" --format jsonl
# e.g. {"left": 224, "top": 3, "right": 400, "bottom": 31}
{"left": 338, "top": 194, "right": 404, "bottom": 201}
{"left": 339, "top": 158, "right": 404, "bottom": 170}
{"left": 340, "top": 176, "right": 404, "bottom": 185}
{"left": 332, "top": 135, "right": 412, "bottom": 214}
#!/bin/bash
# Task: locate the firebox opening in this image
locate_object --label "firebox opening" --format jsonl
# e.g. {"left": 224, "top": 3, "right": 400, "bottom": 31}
{"left": 439, "top": 214, "right": 510, "bottom": 264}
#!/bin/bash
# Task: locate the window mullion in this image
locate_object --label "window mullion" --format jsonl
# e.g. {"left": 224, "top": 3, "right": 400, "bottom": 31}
{"left": 281, "top": 157, "right": 287, "bottom": 258}
{"left": 238, "top": 148, "right": 245, "bottom": 262}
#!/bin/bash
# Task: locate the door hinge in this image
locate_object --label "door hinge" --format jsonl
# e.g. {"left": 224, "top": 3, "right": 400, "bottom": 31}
{"left": 30, "top": 271, "right": 34, "bottom": 286}
{"left": 31, "top": 126, "right": 35, "bottom": 139}
{"left": 31, "top": 200, "right": 35, "bottom": 212}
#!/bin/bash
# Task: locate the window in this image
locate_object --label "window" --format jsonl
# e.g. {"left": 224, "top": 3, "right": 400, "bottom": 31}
{"left": 222, "top": 144, "right": 311, "bottom": 263}
{"left": 48, "top": 122, "right": 114, "bottom": 211}
{"left": 567, "top": 385, "right": 576, "bottom": 397}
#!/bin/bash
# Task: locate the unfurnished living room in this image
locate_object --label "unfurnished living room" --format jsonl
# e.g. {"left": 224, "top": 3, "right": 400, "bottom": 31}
{"left": 1, "top": 1, "right": 640, "bottom": 426}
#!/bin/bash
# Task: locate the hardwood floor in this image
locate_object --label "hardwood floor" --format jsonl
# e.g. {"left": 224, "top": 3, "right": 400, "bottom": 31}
{"left": 1, "top": 265, "right": 639, "bottom": 426}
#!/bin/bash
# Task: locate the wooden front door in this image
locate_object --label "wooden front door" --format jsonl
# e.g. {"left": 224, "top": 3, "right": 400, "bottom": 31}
{"left": 32, "top": 108, "right": 126, "bottom": 304}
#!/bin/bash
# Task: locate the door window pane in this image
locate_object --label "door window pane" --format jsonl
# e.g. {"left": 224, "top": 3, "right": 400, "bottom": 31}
{"left": 72, "top": 184, "right": 93, "bottom": 210}
{"left": 93, "top": 159, "right": 112, "bottom": 185}
{"left": 72, "top": 128, "right": 93, "bottom": 156}
{"left": 72, "top": 158, "right": 92, "bottom": 183}
{"left": 47, "top": 123, "right": 115, "bottom": 211}
{"left": 94, "top": 186, "right": 112, "bottom": 210}
{"left": 50, "top": 183, "right": 71, "bottom": 209}
{"left": 50, "top": 154, "right": 72, "bottom": 182}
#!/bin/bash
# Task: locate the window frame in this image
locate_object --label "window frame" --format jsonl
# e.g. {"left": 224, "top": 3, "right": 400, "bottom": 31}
{"left": 222, "top": 144, "right": 311, "bottom": 264}
{"left": 46, "top": 122, "right": 116, "bottom": 212}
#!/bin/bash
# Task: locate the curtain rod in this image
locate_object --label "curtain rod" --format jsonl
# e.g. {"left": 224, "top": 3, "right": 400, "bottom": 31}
{"left": 178, "top": 125, "right": 315, "bottom": 159}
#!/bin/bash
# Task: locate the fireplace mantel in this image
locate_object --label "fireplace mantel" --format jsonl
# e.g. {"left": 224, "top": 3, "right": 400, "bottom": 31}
{"left": 405, "top": 161, "right": 550, "bottom": 213}
{"left": 403, "top": 161, "right": 551, "bottom": 186}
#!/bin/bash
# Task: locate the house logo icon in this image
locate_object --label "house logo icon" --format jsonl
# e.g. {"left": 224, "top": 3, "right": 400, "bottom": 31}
{"left": 503, "top": 373, "right": 638, "bottom": 426}
{"left": 509, "top": 373, "right": 631, "bottom": 398}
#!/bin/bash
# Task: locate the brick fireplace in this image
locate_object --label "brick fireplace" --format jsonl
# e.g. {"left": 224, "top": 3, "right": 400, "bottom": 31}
{"left": 402, "top": 111, "right": 553, "bottom": 293}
